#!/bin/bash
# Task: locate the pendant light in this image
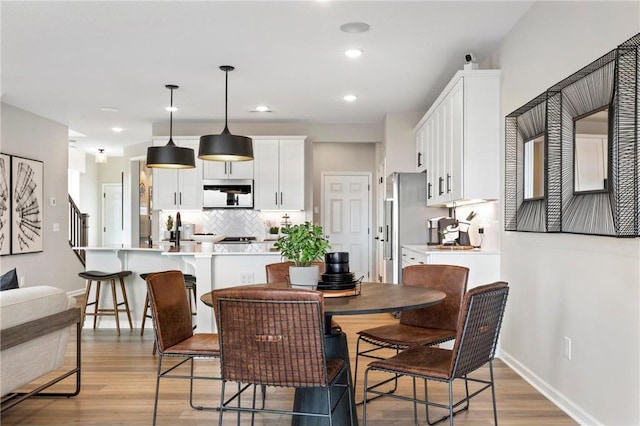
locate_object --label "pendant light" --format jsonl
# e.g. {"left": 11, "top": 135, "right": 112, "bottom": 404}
{"left": 198, "top": 66, "right": 253, "bottom": 162}
{"left": 95, "top": 149, "right": 107, "bottom": 163}
{"left": 146, "top": 84, "right": 195, "bottom": 169}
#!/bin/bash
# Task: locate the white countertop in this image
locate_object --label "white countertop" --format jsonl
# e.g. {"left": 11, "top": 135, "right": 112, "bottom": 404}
{"left": 403, "top": 244, "right": 499, "bottom": 255}
{"left": 77, "top": 242, "right": 281, "bottom": 255}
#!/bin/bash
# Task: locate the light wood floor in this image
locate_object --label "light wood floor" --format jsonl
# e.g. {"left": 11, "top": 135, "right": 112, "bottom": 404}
{"left": 1, "top": 313, "right": 576, "bottom": 425}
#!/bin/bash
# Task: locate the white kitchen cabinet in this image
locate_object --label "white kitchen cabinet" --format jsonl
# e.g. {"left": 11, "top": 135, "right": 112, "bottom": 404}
{"left": 203, "top": 159, "right": 253, "bottom": 180}
{"left": 415, "top": 70, "right": 500, "bottom": 206}
{"left": 253, "top": 138, "right": 305, "bottom": 210}
{"left": 401, "top": 245, "right": 499, "bottom": 290}
{"left": 151, "top": 138, "right": 203, "bottom": 210}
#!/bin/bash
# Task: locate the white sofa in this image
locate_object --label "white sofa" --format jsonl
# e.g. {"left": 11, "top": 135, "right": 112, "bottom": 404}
{"left": 0, "top": 285, "right": 81, "bottom": 410}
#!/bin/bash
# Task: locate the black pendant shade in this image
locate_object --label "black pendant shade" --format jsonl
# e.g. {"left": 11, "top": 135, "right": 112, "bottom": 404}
{"left": 146, "top": 85, "right": 195, "bottom": 169}
{"left": 198, "top": 65, "right": 253, "bottom": 162}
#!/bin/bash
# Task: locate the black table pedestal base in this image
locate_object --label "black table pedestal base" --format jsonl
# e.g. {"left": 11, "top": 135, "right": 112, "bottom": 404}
{"left": 292, "top": 330, "right": 358, "bottom": 426}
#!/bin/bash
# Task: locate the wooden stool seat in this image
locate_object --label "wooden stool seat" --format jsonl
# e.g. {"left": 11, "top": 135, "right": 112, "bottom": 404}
{"left": 79, "top": 270, "right": 133, "bottom": 336}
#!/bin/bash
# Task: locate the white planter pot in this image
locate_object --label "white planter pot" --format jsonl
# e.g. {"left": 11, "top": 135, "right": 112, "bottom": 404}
{"left": 289, "top": 265, "right": 319, "bottom": 289}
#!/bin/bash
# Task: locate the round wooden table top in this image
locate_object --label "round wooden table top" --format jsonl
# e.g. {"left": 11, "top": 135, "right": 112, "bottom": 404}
{"left": 200, "top": 282, "right": 446, "bottom": 316}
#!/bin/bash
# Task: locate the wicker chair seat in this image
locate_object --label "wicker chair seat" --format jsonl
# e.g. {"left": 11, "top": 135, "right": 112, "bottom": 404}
{"left": 367, "top": 345, "right": 452, "bottom": 380}
{"left": 358, "top": 324, "right": 455, "bottom": 348}
{"left": 163, "top": 333, "right": 219, "bottom": 356}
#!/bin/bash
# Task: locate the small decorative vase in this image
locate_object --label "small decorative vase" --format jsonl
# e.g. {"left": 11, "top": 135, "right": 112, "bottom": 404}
{"left": 289, "top": 265, "right": 319, "bottom": 289}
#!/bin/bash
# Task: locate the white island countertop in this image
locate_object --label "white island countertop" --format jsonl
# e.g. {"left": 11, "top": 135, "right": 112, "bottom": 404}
{"left": 403, "top": 244, "right": 499, "bottom": 255}
{"left": 79, "top": 242, "right": 281, "bottom": 256}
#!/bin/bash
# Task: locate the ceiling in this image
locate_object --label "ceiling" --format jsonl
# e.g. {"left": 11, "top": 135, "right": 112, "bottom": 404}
{"left": 1, "top": 1, "right": 532, "bottom": 156}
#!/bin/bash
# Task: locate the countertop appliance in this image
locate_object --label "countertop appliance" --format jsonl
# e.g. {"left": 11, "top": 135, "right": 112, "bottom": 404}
{"left": 384, "top": 173, "right": 446, "bottom": 284}
{"left": 218, "top": 236, "right": 257, "bottom": 244}
{"left": 203, "top": 179, "right": 253, "bottom": 209}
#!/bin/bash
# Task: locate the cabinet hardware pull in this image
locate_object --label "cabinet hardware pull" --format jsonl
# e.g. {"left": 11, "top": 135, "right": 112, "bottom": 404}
{"left": 438, "top": 177, "right": 444, "bottom": 195}
{"left": 275, "top": 192, "right": 278, "bottom": 205}
{"left": 229, "top": 162, "right": 232, "bottom": 175}
{"left": 427, "top": 182, "right": 432, "bottom": 199}
{"left": 174, "top": 192, "right": 177, "bottom": 205}
{"left": 417, "top": 152, "right": 422, "bottom": 167}
{"left": 224, "top": 162, "right": 227, "bottom": 175}
{"left": 280, "top": 192, "right": 283, "bottom": 205}
{"left": 447, "top": 174, "right": 451, "bottom": 193}
{"left": 179, "top": 192, "right": 182, "bottom": 204}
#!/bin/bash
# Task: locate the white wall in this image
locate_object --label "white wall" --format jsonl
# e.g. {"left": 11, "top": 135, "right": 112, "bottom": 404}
{"left": 496, "top": 3, "right": 639, "bottom": 425}
{"left": 0, "top": 103, "right": 84, "bottom": 293}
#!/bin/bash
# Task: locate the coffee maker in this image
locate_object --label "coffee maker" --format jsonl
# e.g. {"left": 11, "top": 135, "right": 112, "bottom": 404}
{"left": 427, "top": 217, "right": 457, "bottom": 245}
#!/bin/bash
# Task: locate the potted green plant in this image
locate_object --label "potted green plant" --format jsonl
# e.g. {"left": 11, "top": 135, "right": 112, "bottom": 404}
{"left": 164, "top": 215, "right": 174, "bottom": 239}
{"left": 273, "top": 221, "right": 331, "bottom": 288}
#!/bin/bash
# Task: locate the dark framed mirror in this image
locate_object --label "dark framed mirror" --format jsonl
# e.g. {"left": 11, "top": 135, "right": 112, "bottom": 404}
{"left": 552, "top": 48, "right": 621, "bottom": 236}
{"left": 505, "top": 90, "right": 562, "bottom": 233}
{"left": 506, "top": 33, "right": 639, "bottom": 238}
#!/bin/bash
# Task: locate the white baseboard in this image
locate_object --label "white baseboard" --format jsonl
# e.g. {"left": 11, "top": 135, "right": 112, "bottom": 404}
{"left": 499, "top": 350, "right": 601, "bottom": 425}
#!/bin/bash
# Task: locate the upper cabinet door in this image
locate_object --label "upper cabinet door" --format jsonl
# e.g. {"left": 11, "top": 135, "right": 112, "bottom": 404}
{"left": 202, "top": 161, "right": 228, "bottom": 179}
{"left": 203, "top": 159, "right": 254, "bottom": 180}
{"left": 278, "top": 139, "right": 305, "bottom": 210}
{"left": 253, "top": 140, "right": 280, "bottom": 210}
{"left": 174, "top": 139, "right": 202, "bottom": 210}
{"left": 227, "top": 160, "right": 254, "bottom": 179}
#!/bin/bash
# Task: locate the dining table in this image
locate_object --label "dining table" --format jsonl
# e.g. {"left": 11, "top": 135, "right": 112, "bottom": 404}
{"left": 201, "top": 281, "right": 446, "bottom": 426}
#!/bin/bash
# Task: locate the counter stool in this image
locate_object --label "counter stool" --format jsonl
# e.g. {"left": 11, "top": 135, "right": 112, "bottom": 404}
{"left": 79, "top": 270, "right": 133, "bottom": 336}
{"left": 140, "top": 272, "right": 197, "bottom": 336}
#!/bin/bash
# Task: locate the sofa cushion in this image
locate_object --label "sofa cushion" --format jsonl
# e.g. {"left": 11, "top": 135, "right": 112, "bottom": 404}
{"left": 0, "top": 268, "right": 19, "bottom": 291}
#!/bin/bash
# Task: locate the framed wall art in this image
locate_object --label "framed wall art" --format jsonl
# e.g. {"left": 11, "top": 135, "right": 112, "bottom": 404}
{"left": 0, "top": 153, "right": 10, "bottom": 255}
{"left": 11, "top": 155, "right": 43, "bottom": 254}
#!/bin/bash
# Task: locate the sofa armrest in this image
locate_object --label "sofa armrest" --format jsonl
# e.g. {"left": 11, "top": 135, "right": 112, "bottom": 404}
{"left": 1, "top": 308, "right": 80, "bottom": 351}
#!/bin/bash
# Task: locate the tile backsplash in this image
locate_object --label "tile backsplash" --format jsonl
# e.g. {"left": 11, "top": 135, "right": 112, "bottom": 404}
{"left": 157, "top": 210, "right": 306, "bottom": 240}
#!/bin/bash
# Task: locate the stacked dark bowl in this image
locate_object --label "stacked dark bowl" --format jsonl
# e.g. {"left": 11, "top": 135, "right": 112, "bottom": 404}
{"left": 318, "top": 252, "right": 357, "bottom": 290}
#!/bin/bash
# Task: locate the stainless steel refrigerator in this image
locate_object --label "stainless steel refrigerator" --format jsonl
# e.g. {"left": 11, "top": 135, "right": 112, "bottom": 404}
{"left": 383, "top": 172, "right": 446, "bottom": 283}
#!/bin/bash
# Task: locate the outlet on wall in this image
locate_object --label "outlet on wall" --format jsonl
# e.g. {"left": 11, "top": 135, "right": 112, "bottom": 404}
{"left": 564, "top": 336, "right": 572, "bottom": 360}
{"left": 239, "top": 272, "right": 254, "bottom": 284}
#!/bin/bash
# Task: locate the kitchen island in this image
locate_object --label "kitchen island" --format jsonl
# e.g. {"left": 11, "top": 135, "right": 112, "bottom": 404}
{"left": 80, "top": 243, "right": 282, "bottom": 333}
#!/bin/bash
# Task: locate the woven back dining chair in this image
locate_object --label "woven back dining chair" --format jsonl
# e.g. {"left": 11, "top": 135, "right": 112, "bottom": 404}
{"left": 212, "top": 286, "right": 353, "bottom": 426}
{"left": 354, "top": 264, "right": 469, "bottom": 398}
{"left": 362, "top": 281, "right": 509, "bottom": 426}
{"left": 146, "top": 270, "right": 220, "bottom": 426}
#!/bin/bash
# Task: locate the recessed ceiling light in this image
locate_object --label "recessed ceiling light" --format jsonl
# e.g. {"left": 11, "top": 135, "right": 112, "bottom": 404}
{"left": 340, "top": 22, "right": 370, "bottom": 34}
{"left": 344, "top": 49, "right": 363, "bottom": 58}
{"left": 253, "top": 105, "right": 271, "bottom": 112}
{"left": 112, "top": 127, "right": 123, "bottom": 133}
{"left": 343, "top": 94, "right": 358, "bottom": 102}
{"left": 100, "top": 107, "right": 118, "bottom": 113}
{"left": 165, "top": 106, "right": 178, "bottom": 112}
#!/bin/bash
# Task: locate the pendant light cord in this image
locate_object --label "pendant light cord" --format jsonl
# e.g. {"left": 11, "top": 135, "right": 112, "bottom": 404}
{"left": 169, "top": 86, "right": 174, "bottom": 143}
{"left": 223, "top": 68, "right": 229, "bottom": 132}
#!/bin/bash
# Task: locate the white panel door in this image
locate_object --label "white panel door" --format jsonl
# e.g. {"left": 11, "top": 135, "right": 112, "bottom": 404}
{"left": 322, "top": 174, "right": 371, "bottom": 281}
{"left": 102, "top": 183, "right": 123, "bottom": 245}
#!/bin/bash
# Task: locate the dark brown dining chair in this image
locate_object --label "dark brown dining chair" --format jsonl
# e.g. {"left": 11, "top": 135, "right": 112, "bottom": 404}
{"left": 146, "top": 270, "right": 220, "bottom": 426}
{"left": 265, "top": 261, "right": 342, "bottom": 331}
{"left": 354, "top": 264, "right": 469, "bottom": 399}
{"left": 362, "top": 281, "right": 509, "bottom": 426}
{"left": 212, "top": 286, "right": 353, "bottom": 426}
